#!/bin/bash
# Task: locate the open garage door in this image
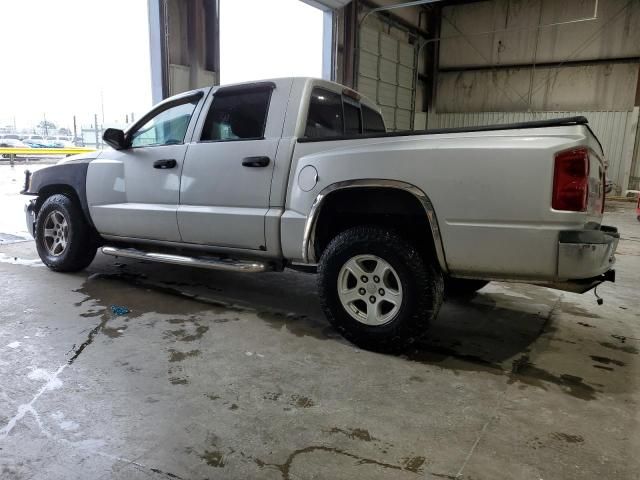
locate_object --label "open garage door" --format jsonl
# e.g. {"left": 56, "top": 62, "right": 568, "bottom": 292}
{"left": 220, "top": 0, "right": 325, "bottom": 85}
{"left": 300, "top": 0, "right": 351, "bottom": 8}
{"left": 149, "top": 0, "right": 329, "bottom": 100}
{"left": 357, "top": 20, "right": 417, "bottom": 131}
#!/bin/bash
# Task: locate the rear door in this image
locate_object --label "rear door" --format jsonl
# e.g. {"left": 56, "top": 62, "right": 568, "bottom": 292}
{"left": 177, "top": 80, "right": 290, "bottom": 250}
{"left": 87, "top": 91, "right": 204, "bottom": 242}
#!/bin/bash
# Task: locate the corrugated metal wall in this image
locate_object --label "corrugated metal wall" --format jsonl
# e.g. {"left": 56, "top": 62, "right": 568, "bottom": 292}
{"left": 423, "top": 109, "right": 640, "bottom": 194}
{"left": 436, "top": 0, "right": 640, "bottom": 113}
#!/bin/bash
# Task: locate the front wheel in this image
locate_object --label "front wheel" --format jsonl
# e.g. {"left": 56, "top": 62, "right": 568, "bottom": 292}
{"left": 35, "top": 194, "right": 97, "bottom": 272}
{"left": 318, "top": 226, "right": 444, "bottom": 353}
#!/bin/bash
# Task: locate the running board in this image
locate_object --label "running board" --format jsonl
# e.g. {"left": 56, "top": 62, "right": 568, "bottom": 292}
{"left": 101, "top": 246, "right": 272, "bottom": 273}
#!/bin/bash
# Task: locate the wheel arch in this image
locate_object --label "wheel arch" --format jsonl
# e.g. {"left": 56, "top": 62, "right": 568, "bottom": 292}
{"left": 34, "top": 183, "right": 96, "bottom": 229}
{"left": 302, "top": 180, "right": 448, "bottom": 272}
{"left": 35, "top": 184, "right": 81, "bottom": 209}
{"left": 27, "top": 161, "right": 95, "bottom": 229}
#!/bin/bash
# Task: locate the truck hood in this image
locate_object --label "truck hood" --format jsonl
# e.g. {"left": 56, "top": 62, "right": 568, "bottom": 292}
{"left": 56, "top": 149, "right": 103, "bottom": 165}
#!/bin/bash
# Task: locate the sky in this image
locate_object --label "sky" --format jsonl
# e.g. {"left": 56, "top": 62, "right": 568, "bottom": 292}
{"left": 0, "top": 0, "right": 152, "bottom": 131}
{"left": 0, "top": 0, "right": 324, "bottom": 133}
{"left": 220, "top": 0, "right": 324, "bottom": 85}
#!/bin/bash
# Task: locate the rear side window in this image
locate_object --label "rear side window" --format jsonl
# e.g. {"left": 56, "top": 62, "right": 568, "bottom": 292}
{"left": 305, "top": 88, "right": 343, "bottom": 138}
{"left": 344, "top": 102, "right": 362, "bottom": 135}
{"left": 201, "top": 88, "right": 271, "bottom": 141}
{"left": 362, "top": 106, "right": 386, "bottom": 134}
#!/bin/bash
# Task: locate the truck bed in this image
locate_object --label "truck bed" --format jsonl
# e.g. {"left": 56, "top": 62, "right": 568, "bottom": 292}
{"left": 298, "top": 116, "right": 600, "bottom": 150}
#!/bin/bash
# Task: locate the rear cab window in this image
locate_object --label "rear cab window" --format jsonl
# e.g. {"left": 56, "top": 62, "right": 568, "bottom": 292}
{"left": 362, "top": 105, "right": 386, "bottom": 134}
{"left": 303, "top": 86, "right": 385, "bottom": 140}
{"left": 304, "top": 88, "right": 343, "bottom": 138}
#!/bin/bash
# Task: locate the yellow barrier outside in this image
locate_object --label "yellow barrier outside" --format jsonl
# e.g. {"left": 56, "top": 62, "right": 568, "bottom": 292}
{"left": 0, "top": 147, "right": 96, "bottom": 155}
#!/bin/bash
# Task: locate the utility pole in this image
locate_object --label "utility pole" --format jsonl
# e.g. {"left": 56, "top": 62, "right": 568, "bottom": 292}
{"left": 94, "top": 113, "right": 99, "bottom": 148}
{"left": 43, "top": 113, "right": 48, "bottom": 136}
{"left": 73, "top": 116, "right": 77, "bottom": 140}
{"left": 100, "top": 90, "right": 105, "bottom": 126}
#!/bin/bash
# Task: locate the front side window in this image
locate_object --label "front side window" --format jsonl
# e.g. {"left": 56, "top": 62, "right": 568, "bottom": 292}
{"left": 130, "top": 99, "right": 199, "bottom": 148}
{"left": 304, "top": 88, "right": 343, "bottom": 138}
{"left": 201, "top": 88, "right": 271, "bottom": 141}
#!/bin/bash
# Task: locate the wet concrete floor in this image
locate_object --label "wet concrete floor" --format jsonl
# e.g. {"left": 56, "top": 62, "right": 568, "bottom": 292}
{"left": 0, "top": 201, "right": 639, "bottom": 479}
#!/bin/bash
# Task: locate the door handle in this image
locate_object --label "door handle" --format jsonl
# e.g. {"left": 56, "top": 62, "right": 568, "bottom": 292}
{"left": 153, "top": 159, "right": 177, "bottom": 169}
{"left": 242, "top": 156, "right": 270, "bottom": 167}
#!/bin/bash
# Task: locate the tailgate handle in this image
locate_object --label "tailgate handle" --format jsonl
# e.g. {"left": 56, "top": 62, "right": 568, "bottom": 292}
{"left": 153, "top": 159, "right": 177, "bottom": 169}
{"left": 242, "top": 156, "right": 270, "bottom": 167}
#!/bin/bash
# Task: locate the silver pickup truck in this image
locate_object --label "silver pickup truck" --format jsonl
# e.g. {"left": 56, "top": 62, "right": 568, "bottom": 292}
{"left": 21, "top": 77, "right": 618, "bottom": 352}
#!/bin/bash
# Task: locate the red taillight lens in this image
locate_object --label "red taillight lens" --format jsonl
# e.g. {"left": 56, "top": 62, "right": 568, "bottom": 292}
{"left": 552, "top": 148, "right": 589, "bottom": 212}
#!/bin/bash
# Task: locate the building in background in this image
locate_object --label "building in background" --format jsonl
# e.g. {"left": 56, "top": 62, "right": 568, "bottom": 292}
{"left": 148, "top": 0, "right": 640, "bottom": 194}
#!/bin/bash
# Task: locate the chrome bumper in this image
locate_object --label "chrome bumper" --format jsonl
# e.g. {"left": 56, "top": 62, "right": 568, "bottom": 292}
{"left": 24, "top": 199, "right": 36, "bottom": 238}
{"left": 557, "top": 225, "right": 619, "bottom": 280}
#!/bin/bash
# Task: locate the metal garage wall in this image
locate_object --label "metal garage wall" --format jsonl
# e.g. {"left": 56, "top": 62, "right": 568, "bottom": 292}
{"left": 435, "top": 0, "right": 640, "bottom": 114}
{"left": 357, "top": 22, "right": 417, "bottom": 131}
{"left": 423, "top": 109, "right": 640, "bottom": 194}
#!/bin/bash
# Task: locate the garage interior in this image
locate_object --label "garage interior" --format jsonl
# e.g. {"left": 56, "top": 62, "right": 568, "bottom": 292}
{"left": 1, "top": 1, "right": 640, "bottom": 479}
{"left": 151, "top": 0, "right": 640, "bottom": 194}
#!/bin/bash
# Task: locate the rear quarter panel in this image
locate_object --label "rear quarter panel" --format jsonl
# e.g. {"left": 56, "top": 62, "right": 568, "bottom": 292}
{"left": 283, "top": 125, "right": 601, "bottom": 280}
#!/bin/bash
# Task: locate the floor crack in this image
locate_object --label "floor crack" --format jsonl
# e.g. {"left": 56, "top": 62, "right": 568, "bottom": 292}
{"left": 454, "top": 395, "right": 505, "bottom": 479}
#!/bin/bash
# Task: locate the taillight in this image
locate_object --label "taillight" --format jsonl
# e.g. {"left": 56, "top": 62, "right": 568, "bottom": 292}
{"left": 552, "top": 147, "right": 589, "bottom": 212}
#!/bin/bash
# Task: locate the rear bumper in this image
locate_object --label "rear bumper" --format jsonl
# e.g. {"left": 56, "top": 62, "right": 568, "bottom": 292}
{"left": 542, "top": 225, "right": 619, "bottom": 293}
{"left": 557, "top": 225, "right": 619, "bottom": 280}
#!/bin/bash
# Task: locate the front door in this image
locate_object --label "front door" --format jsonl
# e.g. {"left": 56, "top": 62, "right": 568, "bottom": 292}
{"left": 178, "top": 82, "right": 284, "bottom": 250}
{"left": 87, "top": 92, "right": 204, "bottom": 242}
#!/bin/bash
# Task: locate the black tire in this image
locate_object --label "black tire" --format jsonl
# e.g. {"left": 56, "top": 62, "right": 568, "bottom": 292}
{"left": 318, "top": 226, "right": 444, "bottom": 353}
{"left": 35, "top": 194, "right": 97, "bottom": 272}
{"left": 444, "top": 277, "right": 489, "bottom": 298}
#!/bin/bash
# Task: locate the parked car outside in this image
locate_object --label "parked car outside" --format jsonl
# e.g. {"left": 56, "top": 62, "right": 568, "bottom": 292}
{"left": 52, "top": 140, "right": 76, "bottom": 148}
{"left": 22, "top": 139, "right": 49, "bottom": 148}
{"left": 0, "top": 138, "right": 28, "bottom": 158}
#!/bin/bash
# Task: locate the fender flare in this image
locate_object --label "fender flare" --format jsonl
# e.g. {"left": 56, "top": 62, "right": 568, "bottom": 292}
{"left": 24, "top": 160, "right": 94, "bottom": 227}
{"left": 301, "top": 179, "right": 448, "bottom": 272}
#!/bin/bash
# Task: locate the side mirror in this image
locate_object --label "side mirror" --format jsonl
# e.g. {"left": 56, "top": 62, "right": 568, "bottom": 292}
{"left": 103, "top": 128, "right": 128, "bottom": 150}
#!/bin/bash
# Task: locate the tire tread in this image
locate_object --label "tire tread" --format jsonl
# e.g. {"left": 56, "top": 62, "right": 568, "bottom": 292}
{"left": 318, "top": 226, "right": 443, "bottom": 353}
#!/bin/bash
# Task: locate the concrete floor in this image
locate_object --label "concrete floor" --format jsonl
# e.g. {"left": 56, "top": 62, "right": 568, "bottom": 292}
{"left": 0, "top": 197, "right": 639, "bottom": 479}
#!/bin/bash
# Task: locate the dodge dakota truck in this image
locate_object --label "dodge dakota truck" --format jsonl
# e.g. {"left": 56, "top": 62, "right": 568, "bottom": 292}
{"left": 21, "top": 77, "right": 619, "bottom": 352}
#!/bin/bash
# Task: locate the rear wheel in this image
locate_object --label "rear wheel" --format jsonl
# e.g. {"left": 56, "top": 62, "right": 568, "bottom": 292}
{"left": 35, "top": 194, "right": 97, "bottom": 272}
{"left": 318, "top": 226, "right": 444, "bottom": 353}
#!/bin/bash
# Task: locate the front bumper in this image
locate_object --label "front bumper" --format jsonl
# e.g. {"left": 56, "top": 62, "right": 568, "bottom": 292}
{"left": 557, "top": 225, "right": 619, "bottom": 280}
{"left": 25, "top": 199, "right": 36, "bottom": 238}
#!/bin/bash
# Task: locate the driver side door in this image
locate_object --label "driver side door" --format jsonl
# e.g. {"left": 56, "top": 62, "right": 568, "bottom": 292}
{"left": 87, "top": 91, "right": 205, "bottom": 242}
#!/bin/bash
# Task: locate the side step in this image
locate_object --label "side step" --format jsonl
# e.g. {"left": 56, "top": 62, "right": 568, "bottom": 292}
{"left": 101, "top": 246, "right": 273, "bottom": 273}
